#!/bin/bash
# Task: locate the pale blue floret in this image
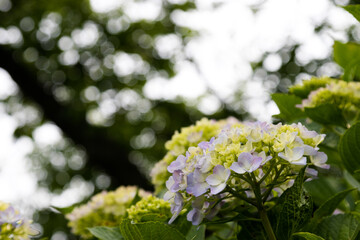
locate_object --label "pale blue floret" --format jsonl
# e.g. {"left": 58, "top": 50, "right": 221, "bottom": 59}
{"left": 0, "top": 206, "right": 21, "bottom": 226}
{"left": 206, "top": 165, "right": 230, "bottom": 195}
{"left": 168, "top": 193, "right": 184, "bottom": 224}
{"left": 186, "top": 169, "right": 210, "bottom": 197}
{"left": 230, "top": 152, "right": 262, "bottom": 174}
{"left": 278, "top": 146, "right": 307, "bottom": 165}
{"left": 167, "top": 155, "right": 187, "bottom": 173}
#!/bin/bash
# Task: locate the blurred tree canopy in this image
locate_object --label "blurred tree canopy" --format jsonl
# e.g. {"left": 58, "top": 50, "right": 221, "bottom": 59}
{"left": 0, "top": 0, "right": 358, "bottom": 238}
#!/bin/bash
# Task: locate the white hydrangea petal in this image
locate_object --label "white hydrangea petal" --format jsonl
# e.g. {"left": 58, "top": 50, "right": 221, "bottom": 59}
{"left": 166, "top": 176, "right": 175, "bottom": 191}
{"left": 206, "top": 174, "right": 222, "bottom": 186}
{"left": 291, "top": 157, "right": 307, "bottom": 165}
{"left": 304, "top": 145, "right": 317, "bottom": 156}
{"left": 291, "top": 147, "right": 305, "bottom": 160}
{"left": 230, "top": 162, "right": 246, "bottom": 174}
{"left": 249, "top": 156, "right": 262, "bottom": 172}
{"left": 210, "top": 183, "right": 227, "bottom": 195}
{"left": 278, "top": 152, "right": 288, "bottom": 161}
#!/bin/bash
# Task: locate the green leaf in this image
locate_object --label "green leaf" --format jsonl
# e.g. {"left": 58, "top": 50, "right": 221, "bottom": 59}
{"left": 119, "top": 220, "right": 186, "bottom": 240}
{"left": 51, "top": 202, "right": 81, "bottom": 214}
{"left": 271, "top": 93, "right": 306, "bottom": 122}
{"left": 315, "top": 213, "right": 360, "bottom": 240}
{"left": 339, "top": 122, "right": 360, "bottom": 174}
{"left": 304, "top": 104, "right": 347, "bottom": 127}
{"left": 313, "top": 188, "right": 356, "bottom": 220}
{"left": 333, "top": 41, "right": 360, "bottom": 81}
{"left": 88, "top": 227, "right": 123, "bottom": 240}
{"left": 186, "top": 225, "right": 205, "bottom": 240}
{"left": 319, "top": 145, "right": 342, "bottom": 165}
{"left": 343, "top": 5, "right": 360, "bottom": 22}
{"left": 276, "top": 167, "right": 313, "bottom": 240}
{"left": 293, "top": 232, "right": 325, "bottom": 240}
{"left": 344, "top": 170, "right": 360, "bottom": 191}
{"left": 237, "top": 220, "right": 266, "bottom": 240}
{"left": 139, "top": 213, "right": 169, "bottom": 222}
{"left": 129, "top": 189, "right": 142, "bottom": 207}
{"left": 304, "top": 177, "right": 345, "bottom": 207}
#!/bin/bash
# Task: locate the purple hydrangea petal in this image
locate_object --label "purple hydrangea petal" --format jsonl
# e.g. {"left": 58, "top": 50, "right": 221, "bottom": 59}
{"left": 210, "top": 183, "right": 227, "bottom": 195}
{"left": 187, "top": 208, "right": 204, "bottom": 225}
{"left": 169, "top": 193, "right": 184, "bottom": 224}
{"left": 198, "top": 141, "right": 210, "bottom": 150}
{"left": 229, "top": 162, "right": 246, "bottom": 174}
{"left": 186, "top": 170, "right": 210, "bottom": 197}
{"left": 311, "top": 152, "right": 329, "bottom": 169}
{"left": 167, "top": 155, "right": 187, "bottom": 173}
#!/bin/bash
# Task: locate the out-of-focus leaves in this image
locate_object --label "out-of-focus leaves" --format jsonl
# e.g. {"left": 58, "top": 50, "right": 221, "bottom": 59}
{"left": 237, "top": 220, "right": 266, "bottom": 240}
{"left": 339, "top": 122, "right": 360, "bottom": 174}
{"left": 304, "top": 104, "right": 347, "bottom": 127}
{"left": 319, "top": 145, "right": 342, "bottom": 165}
{"left": 313, "top": 188, "right": 356, "bottom": 220}
{"left": 343, "top": 5, "right": 360, "bottom": 22}
{"left": 315, "top": 213, "right": 360, "bottom": 240}
{"left": 293, "top": 232, "right": 325, "bottom": 240}
{"left": 271, "top": 93, "right": 305, "bottom": 122}
{"left": 333, "top": 41, "right": 360, "bottom": 81}
{"left": 304, "top": 177, "right": 347, "bottom": 209}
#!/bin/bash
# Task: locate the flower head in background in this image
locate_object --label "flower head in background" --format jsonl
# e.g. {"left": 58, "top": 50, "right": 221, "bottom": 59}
{"left": 0, "top": 201, "right": 37, "bottom": 240}
{"left": 66, "top": 186, "right": 150, "bottom": 239}
{"left": 126, "top": 196, "right": 171, "bottom": 223}
{"left": 292, "top": 77, "right": 360, "bottom": 112}
{"left": 150, "top": 117, "right": 239, "bottom": 194}
{"left": 164, "top": 120, "right": 327, "bottom": 225}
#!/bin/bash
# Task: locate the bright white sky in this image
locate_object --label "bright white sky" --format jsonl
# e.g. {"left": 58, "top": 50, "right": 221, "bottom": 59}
{"left": 0, "top": 0, "right": 357, "bottom": 229}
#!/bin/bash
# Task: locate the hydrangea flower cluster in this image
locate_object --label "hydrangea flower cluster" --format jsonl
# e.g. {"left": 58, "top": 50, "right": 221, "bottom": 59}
{"left": 150, "top": 118, "right": 238, "bottom": 193}
{"left": 0, "top": 201, "right": 37, "bottom": 240}
{"left": 126, "top": 196, "right": 171, "bottom": 223}
{"left": 289, "top": 76, "right": 333, "bottom": 98}
{"left": 164, "top": 121, "right": 328, "bottom": 225}
{"left": 66, "top": 186, "right": 150, "bottom": 239}
{"left": 293, "top": 78, "right": 360, "bottom": 111}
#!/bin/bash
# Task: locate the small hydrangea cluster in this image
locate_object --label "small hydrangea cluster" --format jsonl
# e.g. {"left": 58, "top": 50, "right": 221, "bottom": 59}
{"left": 150, "top": 118, "right": 238, "bottom": 193}
{"left": 289, "top": 76, "right": 333, "bottom": 98}
{"left": 164, "top": 121, "right": 328, "bottom": 225}
{"left": 0, "top": 201, "right": 36, "bottom": 240}
{"left": 127, "top": 196, "right": 171, "bottom": 223}
{"left": 293, "top": 78, "right": 360, "bottom": 111}
{"left": 66, "top": 186, "right": 150, "bottom": 239}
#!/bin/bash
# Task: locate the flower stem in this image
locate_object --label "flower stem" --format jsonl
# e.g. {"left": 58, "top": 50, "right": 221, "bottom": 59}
{"left": 259, "top": 207, "right": 277, "bottom": 240}
{"left": 251, "top": 173, "right": 277, "bottom": 240}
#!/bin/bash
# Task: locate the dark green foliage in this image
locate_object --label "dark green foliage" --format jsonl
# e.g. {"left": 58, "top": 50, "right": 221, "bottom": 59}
{"left": 271, "top": 93, "right": 305, "bottom": 122}
{"left": 292, "top": 232, "right": 325, "bottom": 240}
{"left": 88, "top": 227, "right": 123, "bottom": 240}
{"left": 315, "top": 213, "right": 360, "bottom": 240}
{"left": 119, "top": 220, "right": 186, "bottom": 240}
{"left": 339, "top": 122, "right": 360, "bottom": 174}
{"left": 276, "top": 167, "right": 313, "bottom": 240}
{"left": 344, "top": 5, "right": 360, "bottom": 22}
{"left": 313, "top": 188, "right": 356, "bottom": 220}
{"left": 304, "top": 104, "right": 347, "bottom": 127}
{"left": 333, "top": 41, "right": 360, "bottom": 81}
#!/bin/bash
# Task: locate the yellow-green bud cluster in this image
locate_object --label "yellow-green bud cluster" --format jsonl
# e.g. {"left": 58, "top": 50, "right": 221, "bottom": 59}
{"left": 127, "top": 196, "right": 171, "bottom": 223}
{"left": 293, "top": 78, "right": 360, "bottom": 111}
{"left": 289, "top": 76, "right": 334, "bottom": 98}
{"left": 0, "top": 201, "right": 37, "bottom": 240}
{"left": 150, "top": 118, "right": 238, "bottom": 193}
{"left": 66, "top": 186, "right": 150, "bottom": 239}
